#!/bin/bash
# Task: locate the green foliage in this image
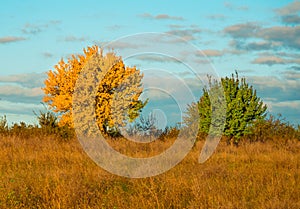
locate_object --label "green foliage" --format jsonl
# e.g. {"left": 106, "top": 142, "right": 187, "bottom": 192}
{"left": 222, "top": 72, "right": 267, "bottom": 143}
{"left": 35, "top": 109, "right": 58, "bottom": 129}
{"left": 34, "top": 107, "right": 74, "bottom": 140}
{"left": 185, "top": 72, "right": 267, "bottom": 145}
{"left": 0, "top": 115, "right": 8, "bottom": 135}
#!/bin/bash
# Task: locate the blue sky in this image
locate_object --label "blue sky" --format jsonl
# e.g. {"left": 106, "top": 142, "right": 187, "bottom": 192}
{"left": 0, "top": 0, "right": 299, "bottom": 127}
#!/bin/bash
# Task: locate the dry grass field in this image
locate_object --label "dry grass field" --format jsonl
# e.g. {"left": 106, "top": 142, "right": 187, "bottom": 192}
{"left": 0, "top": 135, "right": 299, "bottom": 208}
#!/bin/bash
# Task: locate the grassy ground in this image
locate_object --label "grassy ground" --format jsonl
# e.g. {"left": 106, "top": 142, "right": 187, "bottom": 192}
{"left": 0, "top": 135, "right": 299, "bottom": 208}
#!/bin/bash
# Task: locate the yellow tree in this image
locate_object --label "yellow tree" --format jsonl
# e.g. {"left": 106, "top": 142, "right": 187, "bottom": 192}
{"left": 43, "top": 45, "right": 147, "bottom": 135}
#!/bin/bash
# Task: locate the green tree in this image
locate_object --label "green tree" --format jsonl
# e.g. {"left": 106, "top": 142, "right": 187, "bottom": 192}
{"left": 34, "top": 108, "right": 58, "bottom": 129}
{"left": 185, "top": 72, "right": 267, "bottom": 145}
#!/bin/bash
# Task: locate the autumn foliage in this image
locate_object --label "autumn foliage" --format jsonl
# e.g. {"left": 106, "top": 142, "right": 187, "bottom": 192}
{"left": 43, "top": 45, "right": 146, "bottom": 135}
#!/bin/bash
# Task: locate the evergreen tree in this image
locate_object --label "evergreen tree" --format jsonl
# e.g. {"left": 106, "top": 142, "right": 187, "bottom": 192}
{"left": 184, "top": 72, "right": 267, "bottom": 145}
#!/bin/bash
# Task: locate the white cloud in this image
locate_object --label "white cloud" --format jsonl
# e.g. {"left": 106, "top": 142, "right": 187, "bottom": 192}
{"left": 251, "top": 55, "right": 300, "bottom": 66}
{"left": 100, "top": 41, "right": 143, "bottom": 50}
{"left": 0, "top": 73, "right": 45, "bottom": 104}
{"left": 224, "top": 22, "right": 260, "bottom": 38}
{"left": 249, "top": 75, "right": 300, "bottom": 91}
{"left": 139, "top": 13, "right": 184, "bottom": 21}
{"left": 22, "top": 20, "right": 61, "bottom": 34}
{"left": 252, "top": 56, "right": 286, "bottom": 66}
{"left": 133, "top": 54, "right": 181, "bottom": 63}
{"left": 275, "top": 1, "right": 300, "bottom": 15}
{"left": 224, "top": 2, "right": 249, "bottom": 11}
{"left": 166, "top": 28, "right": 201, "bottom": 41}
{"left": 258, "top": 26, "right": 300, "bottom": 50}
{"left": 0, "top": 100, "right": 45, "bottom": 125}
{"left": 272, "top": 100, "right": 300, "bottom": 109}
{"left": 0, "top": 85, "right": 43, "bottom": 97}
{"left": 206, "top": 14, "right": 227, "bottom": 20}
{"left": 43, "top": 52, "right": 54, "bottom": 58}
{"left": 63, "top": 36, "right": 89, "bottom": 42}
{"left": 200, "top": 49, "right": 223, "bottom": 57}
{"left": 0, "top": 100, "right": 43, "bottom": 114}
{"left": 0, "top": 72, "right": 46, "bottom": 88}
{"left": 0, "top": 36, "right": 26, "bottom": 44}
{"left": 281, "top": 14, "right": 300, "bottom": 24}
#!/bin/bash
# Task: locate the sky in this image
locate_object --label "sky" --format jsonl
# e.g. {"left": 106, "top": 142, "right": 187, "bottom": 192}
{"left": 0, "top": 0, "right": 299, "bottom": 128}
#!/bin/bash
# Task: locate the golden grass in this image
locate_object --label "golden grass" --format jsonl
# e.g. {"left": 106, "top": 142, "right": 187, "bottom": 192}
{"left": 0, "top": 135, "right": 299, "bottom": 208}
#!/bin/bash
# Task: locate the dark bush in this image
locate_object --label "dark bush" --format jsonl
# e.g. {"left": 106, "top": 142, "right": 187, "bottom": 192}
{"left": 246, "top": 114, "right": 300, "bottom": 143}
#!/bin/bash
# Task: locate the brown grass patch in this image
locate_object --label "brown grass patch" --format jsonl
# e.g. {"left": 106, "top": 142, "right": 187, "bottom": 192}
{"left": 0, "top": 135, "right": 299, "bottom": 208}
